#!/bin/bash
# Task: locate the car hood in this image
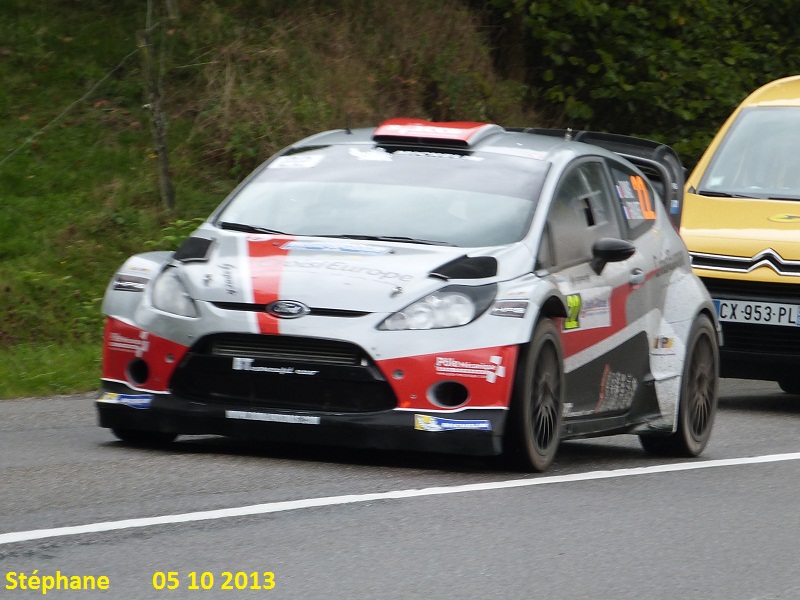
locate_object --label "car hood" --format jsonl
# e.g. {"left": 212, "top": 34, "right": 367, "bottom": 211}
{"left": 175, "top": 230, "right": 533, "bottom": 313}
{"left": 681, "top": 192, "right": 800, "bottom": 258}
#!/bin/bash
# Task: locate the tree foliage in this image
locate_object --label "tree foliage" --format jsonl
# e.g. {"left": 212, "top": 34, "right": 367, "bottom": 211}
{"left": 482, "top": 0, "right": 800, "bottom": 165}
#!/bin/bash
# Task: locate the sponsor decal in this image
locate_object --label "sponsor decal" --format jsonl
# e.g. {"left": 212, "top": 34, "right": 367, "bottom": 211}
{"left": 282, "top": 258, "right": 414, "bottom": 282}
{"left": 220, "top": 263, "right": 238, "bottom": 295}
{"left": 596, "top": 365, "right": 638, "bottom": 412}
{"left": 653, "top": 249, "right": 686, "bottom": 277}
{"left": 617, "top": 176, "right": 657, "bottom": 221}
{"left": 769, "top": 214, "right": 800, "bottom": 223}
{"left": 232, "top": 357, "right": 319, "bottom": 376}
{"left": 112, "top": 274, "right": 148, "bottom": 292}
{"left": 394, "top": 150, "right": 483, "bottom": 162}
{"left": 633, "top": 175, "right": 656, "bottom": 219}
{"left": 225, "top": 410, "right": 321, "bottom": 425}
{"left": 414, "top": 414, "right": 492, "bottom": 432}
{"left": 98, "top": 393, "right": 153, "bottom": 409}
{"left": 270, "top": 154, "right": 324, "bottom": 169}
{"left": 266, "top": 300, "right": 310, "bottom": 319}
{"left": 491, "top": 300, "right": 528, "bottom": 318}
{"left": 434, "top": 356, "right": 506, "bottom": 383}
{"left": 621, "top": 199, "right": 644, "bottom": 220}
{"left": 483, "top": 146, "right": 547, "bottom": 160}
{"left": 565, "top": 294, "right": 581, "bottom": 330}
{"left": 349, "top": 147, "right": 392, "bottom": 161}
{"left": 282, "top": 240, "right": 391, "bottom": 255}
{"left": 381, "top": 123, "right": 469, "bottom": 137}
{"left": 503, "top": 287, "right": 534, "bottom": 299}
{"left": 108, "top": 331, "right": 150, "bottom": 357}
{"left": 616, "top": 179, "right": 636, "bottom": 200}
{"left": 652, "top": 335, "right": 677, "bottom": 356}
{"left": 654, "top": 336, "right": 674, "bottom": 349}
{"left": 125, "top": 264, "right": 153, "bottom": 273}
{"left": 564, "top": 288, "right": 611, "bottom": 331}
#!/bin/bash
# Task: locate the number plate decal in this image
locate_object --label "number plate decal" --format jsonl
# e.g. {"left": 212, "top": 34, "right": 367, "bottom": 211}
{"left": 713, "top": 299, "right": 800, "bottom": 326}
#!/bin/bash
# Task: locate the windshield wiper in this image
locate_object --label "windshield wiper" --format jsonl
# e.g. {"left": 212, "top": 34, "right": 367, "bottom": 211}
{"left": 697, "top": 189, "right": 800, "bottom": 200}
{"left": 762, "top": 194, "right": 800, "bottom": 201}
{"left": 218, "top": 222, "right": 285, "bottom": 235}
{"left": 315, "top": 234, "right": 456, "bottom": 246}
{"left": 696, "top": 190, "right": 754, "bottom": 198}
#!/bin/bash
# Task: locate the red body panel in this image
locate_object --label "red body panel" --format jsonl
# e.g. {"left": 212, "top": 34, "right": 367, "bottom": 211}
{"left": 102, "top": 318, "right": 190, "bottom": 392}
{"left": 376, "top": 345, "right": 518, "bottom": 410}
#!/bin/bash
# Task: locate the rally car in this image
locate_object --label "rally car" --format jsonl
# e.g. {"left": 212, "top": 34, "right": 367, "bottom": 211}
{"left": 682, "top": 75, "right": 800, "bottom": 393}
{"left": 97, "top": 118, "right": 720, "bottom": 471}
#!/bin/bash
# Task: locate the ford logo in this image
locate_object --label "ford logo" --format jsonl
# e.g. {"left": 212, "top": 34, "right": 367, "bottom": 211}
{"left": 266, "top": 300, "right": 310, "bottom": 319}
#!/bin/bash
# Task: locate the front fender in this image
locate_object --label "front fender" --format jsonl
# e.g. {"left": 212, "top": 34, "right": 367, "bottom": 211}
{"left": 101, "top": 251, "right": 173, "bottom": 322}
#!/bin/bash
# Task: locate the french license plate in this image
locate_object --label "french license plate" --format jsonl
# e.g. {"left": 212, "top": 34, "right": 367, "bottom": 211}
{"left": 713, "top": 299, "right": 800, "bottom": 326}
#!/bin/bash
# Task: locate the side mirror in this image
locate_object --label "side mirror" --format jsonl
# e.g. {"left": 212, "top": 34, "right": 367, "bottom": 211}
{"left": 590, "top": 237, "right": 636, "bottom": 274}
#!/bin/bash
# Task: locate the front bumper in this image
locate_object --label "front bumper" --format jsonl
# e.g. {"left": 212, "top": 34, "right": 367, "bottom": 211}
{"left": 96, "top": 386, "right": 506, "bottom": 456}
{"left": 700, "top": 276, "right": 800, "bottom": 379}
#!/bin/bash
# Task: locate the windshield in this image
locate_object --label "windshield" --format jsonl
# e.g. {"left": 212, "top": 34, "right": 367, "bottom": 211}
{"left": 215, "top": 145, "right": 547, "bottom": 247}
{"left": 698, "top": 106, "right": 800, "bottom": 200}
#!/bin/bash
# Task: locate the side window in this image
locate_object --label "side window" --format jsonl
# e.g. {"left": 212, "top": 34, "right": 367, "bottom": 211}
{"left": 609, "top": 161, "right": 658, "bottom": 237}
{"left": 544, "top": 161, "right": 622, "bottom": 269}
{"left": 536, "top": 223, "right": 554, "bottom": 270}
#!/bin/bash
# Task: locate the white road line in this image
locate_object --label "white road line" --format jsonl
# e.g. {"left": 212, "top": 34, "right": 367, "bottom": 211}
{"left": 2, "top": 452, "right": 799, "bottom": 546}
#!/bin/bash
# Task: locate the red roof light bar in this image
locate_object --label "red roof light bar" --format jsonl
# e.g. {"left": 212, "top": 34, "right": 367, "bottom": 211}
{"left": 373, "top": 118, "right": 501, "bottom": 148}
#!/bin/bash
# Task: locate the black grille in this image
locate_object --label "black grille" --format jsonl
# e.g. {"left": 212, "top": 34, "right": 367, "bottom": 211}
{"left": 208, "top": 334, "right": 363, "bottom": 366}
{"left": 170, "top": 334, "right": 397, "bottom": 412}
{"left": 720, "top": 321, "right": 800, "bottom": 355}
{"left": 701, "top": 277, "right": 800, "bottom": 303}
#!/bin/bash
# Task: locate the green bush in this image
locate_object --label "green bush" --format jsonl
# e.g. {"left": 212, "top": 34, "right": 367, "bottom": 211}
{"left": 484, "top": 0, "right": 800, "bottom": 166}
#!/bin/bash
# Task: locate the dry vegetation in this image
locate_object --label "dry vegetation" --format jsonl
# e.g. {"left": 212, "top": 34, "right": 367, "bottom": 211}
{"left": 173, "top": 0, "right": 539, "bottom": 177}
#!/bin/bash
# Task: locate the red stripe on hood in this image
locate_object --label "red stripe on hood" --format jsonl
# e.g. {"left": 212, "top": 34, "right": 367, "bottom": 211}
{"left": 247, "top": 236, "right": 294, "bottom": 334}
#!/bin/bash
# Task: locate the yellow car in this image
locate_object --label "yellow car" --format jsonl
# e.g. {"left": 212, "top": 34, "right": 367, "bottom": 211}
{"left": 682, "top": 75, "right": 800, "bottom": 393}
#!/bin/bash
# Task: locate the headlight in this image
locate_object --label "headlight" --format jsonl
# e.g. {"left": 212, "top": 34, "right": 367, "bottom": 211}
{"left": 151, "top": 266, "right": 198, "bottom": 317}
{"left": 379, "top": 284, "right": 496, "bottom": 331}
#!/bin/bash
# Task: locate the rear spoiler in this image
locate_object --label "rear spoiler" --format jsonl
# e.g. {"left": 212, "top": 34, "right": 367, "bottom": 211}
{"left": 511, "top": 128, "right": 686, "bottom": 227}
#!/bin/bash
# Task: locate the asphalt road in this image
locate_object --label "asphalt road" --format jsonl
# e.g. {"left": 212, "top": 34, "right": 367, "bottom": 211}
{"left": 1, "top": 379, "right": 799, "bottom": 599}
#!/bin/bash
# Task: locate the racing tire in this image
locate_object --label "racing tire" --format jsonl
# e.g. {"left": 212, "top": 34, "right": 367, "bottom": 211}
{"left": 778, "top": 378, "right": 800, "bottom": 395}
{"left": 505, "top": 318, "right": 564, "bottom": 472}
{"left": 111, "top": 427, "right": 178, "bottom": 447}
{"left": 639, "top": 313, "right": 719, "bottom": 457}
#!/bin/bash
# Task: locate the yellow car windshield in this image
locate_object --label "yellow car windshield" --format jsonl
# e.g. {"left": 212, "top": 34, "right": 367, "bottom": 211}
{"left": 699, "top": 106, "right": 800, "bottom": 200}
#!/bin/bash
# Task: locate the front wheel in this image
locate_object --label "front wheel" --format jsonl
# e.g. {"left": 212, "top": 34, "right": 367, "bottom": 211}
{"left": 505, "top": 319, "right": 564, "bottom": 472}
{"left": 640, "top": 313, "right": 719, "bottom": 457}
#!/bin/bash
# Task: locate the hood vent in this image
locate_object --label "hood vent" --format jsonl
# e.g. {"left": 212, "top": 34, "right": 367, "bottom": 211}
{"left": 430, "top": 255, "right": 498, "bottom": 280}
{"left": 174, "top": 237, "right": 214, "bottom": 262}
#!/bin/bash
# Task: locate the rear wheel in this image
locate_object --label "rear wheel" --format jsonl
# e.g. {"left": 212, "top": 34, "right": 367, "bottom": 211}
{"left": 505, "top": 319, "right": 564, "bottom": 472}
{"left": 640, "top": 313, "right": 719, "bottom": 456}
{"left": 111, "top": 427, "right": 177, "bottom": 447}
